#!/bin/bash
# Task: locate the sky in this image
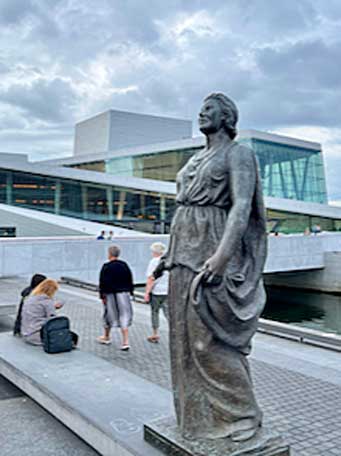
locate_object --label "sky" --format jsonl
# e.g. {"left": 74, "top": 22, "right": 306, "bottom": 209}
{"left": 0, "top": 0, "right": 341, "bottom": 201}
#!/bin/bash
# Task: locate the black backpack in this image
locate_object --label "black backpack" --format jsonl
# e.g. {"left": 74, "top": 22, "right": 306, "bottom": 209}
{"left": 41, "top": 316, "right": 73, "bottom": 354}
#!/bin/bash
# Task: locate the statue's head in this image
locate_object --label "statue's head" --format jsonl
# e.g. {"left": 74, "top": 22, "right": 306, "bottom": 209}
{"left": 199, "top": 93, "right": 238, "bottom": 139}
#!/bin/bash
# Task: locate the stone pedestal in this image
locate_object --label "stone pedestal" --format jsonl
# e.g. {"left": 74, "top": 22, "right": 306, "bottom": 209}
{"left": 144, "top": 417, "right": 290, "bottom": 456}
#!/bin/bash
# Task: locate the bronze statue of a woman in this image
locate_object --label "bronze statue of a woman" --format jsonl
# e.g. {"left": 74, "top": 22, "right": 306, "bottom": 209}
{"left": 162, "top": 93, "right": 267, "bottom": 443}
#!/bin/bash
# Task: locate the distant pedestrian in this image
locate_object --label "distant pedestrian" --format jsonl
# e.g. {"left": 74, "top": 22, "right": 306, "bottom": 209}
{"left": 311, "top": 224, "right": 321, "bottom": 235}
{"left": 97, "top": 230, "right": 106, "bottom": 240}
{"left": 13, "top": 273, "right": 47, "bottom": 336}
{"left": 144, "top": 242, "right": 169, "bottom": 343}
{"left": 107, "top": 230, "right": 114, "bottom": 240}
{"left": 98, "top": 245, "right": 134, "bottom": 351}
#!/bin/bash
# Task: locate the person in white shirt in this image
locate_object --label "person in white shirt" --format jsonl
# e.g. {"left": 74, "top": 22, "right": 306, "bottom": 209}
{"left": 144, "top": 242, "right": 169, "bottom": 343}
{"left": 107, "top": 230, "right": 114, "bottom": 240}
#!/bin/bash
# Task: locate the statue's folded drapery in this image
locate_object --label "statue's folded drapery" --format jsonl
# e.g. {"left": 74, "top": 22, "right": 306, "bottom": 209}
{"left": 165, "top": 140, "right": 267, "bottom": 440}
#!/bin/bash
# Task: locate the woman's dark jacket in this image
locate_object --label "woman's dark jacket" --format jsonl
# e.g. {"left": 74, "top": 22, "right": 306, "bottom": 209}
{"left": 99, "top": 259, "right": 134, "bottom": 298}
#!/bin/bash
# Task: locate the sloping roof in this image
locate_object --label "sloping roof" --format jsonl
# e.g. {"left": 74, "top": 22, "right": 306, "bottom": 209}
{"left": 0, "top": 204, "right": 149, "bottom": 237}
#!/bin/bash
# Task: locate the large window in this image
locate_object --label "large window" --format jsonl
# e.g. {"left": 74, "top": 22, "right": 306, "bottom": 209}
{"left": 266, "top": 209, "right": 310, "bottom": 234}
{"left": 248, "top": 139, "right": 327, "bottom": 204}
{"left": 0, "top": 170, "right": 7, "bottom": 203}
{"left": 72, "top": 138, "right": 328, "bottom": 204}
{"left": 60, "top": 181, "right": 83, "bottom": 217}
{"left": 12, "top": 172, "right": 55, "bottom": 212}
{"left": 104, "top": 147, "right": 200, "bottom": 181}
{"left": 266, "top": 209, "right": 337, "bottom": 234}
{"left": 86, "top": 186, "right": 108, "bottom": 221}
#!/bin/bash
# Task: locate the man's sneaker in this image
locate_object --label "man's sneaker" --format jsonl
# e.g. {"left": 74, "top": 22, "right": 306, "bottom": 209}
{"left": 97, "top": 336, "right": 112, "bottom": 345}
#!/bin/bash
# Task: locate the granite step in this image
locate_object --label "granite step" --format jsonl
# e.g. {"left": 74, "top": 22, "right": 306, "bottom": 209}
{"left": 0, "top": 333, "right": 173, "bottom": 456}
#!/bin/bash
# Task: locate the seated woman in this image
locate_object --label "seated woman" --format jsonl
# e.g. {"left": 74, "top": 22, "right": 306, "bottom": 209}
{"left": 13, "top": 273, "right": 47, "bottom": 336}
{"left": 21, "top": 278, "right": 63, "bottom": 345}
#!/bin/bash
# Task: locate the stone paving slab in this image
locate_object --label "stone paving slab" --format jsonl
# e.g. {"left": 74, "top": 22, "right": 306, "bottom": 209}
{"left": 57, "top": 284, "right": 341, "bottom": 456}
{"left": 1, "top": 277, "right": 341, "bottom": 455}
{"left": 0, "top": 397, "right": 99, "bottom": 456}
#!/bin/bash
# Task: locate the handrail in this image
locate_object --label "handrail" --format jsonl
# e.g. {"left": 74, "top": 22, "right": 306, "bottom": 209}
{"left": 258, "top": 318, "right": 341, "bottom": 351}
{"left": 60, "top": 276, "right": 146, "bottom": 297}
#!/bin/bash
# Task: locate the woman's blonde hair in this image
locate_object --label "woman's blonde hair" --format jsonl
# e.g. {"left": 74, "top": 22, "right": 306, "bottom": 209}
{"left": 31, "top": 278, "right": 59, "bottom": 298}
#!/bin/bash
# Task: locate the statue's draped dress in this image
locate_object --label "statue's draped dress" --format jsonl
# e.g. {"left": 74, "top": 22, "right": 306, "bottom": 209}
{"left": 165, "top": 141, "right": 267, "bottom": 440}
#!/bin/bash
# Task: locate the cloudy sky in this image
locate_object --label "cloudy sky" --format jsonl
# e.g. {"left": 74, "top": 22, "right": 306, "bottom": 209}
{"left": 1, "top": 0, "right": 341, "bottom": 201}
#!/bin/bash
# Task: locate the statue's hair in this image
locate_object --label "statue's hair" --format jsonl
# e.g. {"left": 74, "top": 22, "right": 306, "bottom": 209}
{"left": 204, "top": 93, "right": 238, "bottom": 139}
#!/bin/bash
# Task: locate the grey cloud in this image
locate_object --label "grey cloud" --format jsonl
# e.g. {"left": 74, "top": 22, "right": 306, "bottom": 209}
{"left": 0, "top": 127, "right": 72, "bottom": 143}
{"left": 312, "top": 0, "right": 341, "bottom": 20}
{"left": 257, "top": 40, "right": 341, "bottom": 89}
{"left": 238, "top": 87, "right": 341, "bottom": 131}
{"left": 242, "top": 38, "right": 341, "bottom": 129}
{"left": 0, "top": 62, "right": 9, "bottom": 74}
{"left": 0, "top": 127, "right": 73, "bottom": 159}
{"left": 0, "top": 77, "right": 77, "bottom": 123}
{"left": 0, "top": 111, "right": 27, "bottom": 130}
{"left": 0, "top": 0, "right": 36, "bottom": 24}
{"left": 1, "top": 0, "right": 341, "bottom": 199}
{"left": 237, "top": 0, "right": 316, "bottom": 32}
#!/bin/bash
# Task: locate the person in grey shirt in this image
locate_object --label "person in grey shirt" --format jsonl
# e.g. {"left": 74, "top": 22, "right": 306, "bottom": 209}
{"left": 21, "top": 278, "right": 63, "bottom": 345}
{"left": 13, "top": 273, "right": 46, "bottom": 336}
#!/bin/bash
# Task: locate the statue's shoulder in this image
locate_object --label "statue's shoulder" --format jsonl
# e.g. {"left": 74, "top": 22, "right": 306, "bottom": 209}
{"left": 228, "top": 141, "right": 256, "bottom": 164}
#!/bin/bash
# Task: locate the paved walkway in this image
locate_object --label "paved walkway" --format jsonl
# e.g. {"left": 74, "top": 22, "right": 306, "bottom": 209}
{"left": 1, "top": 277, "right": 341, "bottom": 455}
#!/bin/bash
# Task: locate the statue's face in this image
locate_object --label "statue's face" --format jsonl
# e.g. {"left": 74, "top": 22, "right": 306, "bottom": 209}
{"left": 198, "top": 99, "right": 224, "bottom": 134}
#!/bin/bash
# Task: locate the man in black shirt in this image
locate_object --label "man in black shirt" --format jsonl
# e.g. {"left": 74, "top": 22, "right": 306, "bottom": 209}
{"left": 98, "top": 245, "right": 134, "bottom": 350}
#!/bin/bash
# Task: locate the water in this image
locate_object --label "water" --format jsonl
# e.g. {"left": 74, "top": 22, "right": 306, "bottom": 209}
{"left": 263, "top": 286, "right": 341, "bottom": 335}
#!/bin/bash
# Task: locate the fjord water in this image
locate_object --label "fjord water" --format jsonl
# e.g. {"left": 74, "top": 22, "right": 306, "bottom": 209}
{"left": 263, "top": 286, "right": 341, "bottom": 335}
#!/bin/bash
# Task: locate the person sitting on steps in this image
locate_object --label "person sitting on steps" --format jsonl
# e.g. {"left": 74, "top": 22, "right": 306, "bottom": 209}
{"left": 13, "top": 273, "right": 47, "bottom": 337}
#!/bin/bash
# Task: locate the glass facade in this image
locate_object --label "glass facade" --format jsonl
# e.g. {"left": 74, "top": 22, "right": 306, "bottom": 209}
{"left": 267, "top": 209, "right": 339, "bottom": 234}
{"left": 245, "top": 138, "right": 327, "bottom": 204}
{"left": 72, "top": 161, "right": 105, "bottom": 173}
{"left": 71, "top": 147, "right": 201, "bottom": 182}
{"left": 0, "top": 170, "right": 7, "bottom": 203}
{"left": 70, "top": 137, "right": 328, "bottom": 204}
{"left": 105, "top": 147, "right": 201, "bottom": 182}
{"left": 0, "top": 167, "right": 339, "bottom": 235}
{"left": 0, "top": 168, "right": 176, "bottom": 234}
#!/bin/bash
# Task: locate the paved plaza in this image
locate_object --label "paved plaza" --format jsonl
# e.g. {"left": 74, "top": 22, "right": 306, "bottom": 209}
{"left": 0, "top": 277, "right": 341, "bottom": 455}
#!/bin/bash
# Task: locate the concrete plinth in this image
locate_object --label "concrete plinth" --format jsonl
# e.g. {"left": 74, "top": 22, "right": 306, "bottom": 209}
{"left": 144, "top": 417, "right": 290, "bottom": 456}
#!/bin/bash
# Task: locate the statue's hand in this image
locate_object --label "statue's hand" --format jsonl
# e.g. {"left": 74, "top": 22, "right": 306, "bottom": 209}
{"left": 203, "top": 254, "right": 225, "bottom": 286}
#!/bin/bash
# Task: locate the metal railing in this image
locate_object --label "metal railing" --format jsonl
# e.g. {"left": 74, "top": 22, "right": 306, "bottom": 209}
{"left": 258, "top": 318, "right": 341, "bottom": 351}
